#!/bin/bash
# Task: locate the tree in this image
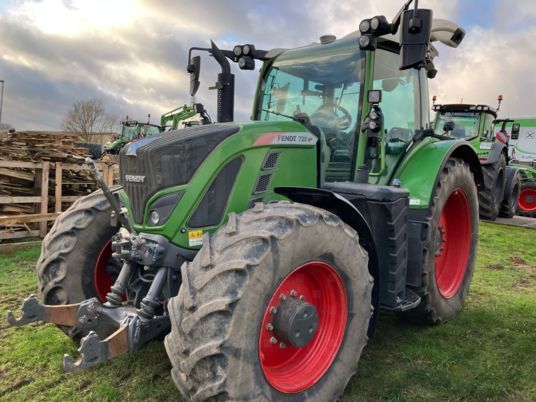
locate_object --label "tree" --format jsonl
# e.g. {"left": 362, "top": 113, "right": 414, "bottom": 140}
{"left": 62, "top": 98, "right": 116, "bottom": 144}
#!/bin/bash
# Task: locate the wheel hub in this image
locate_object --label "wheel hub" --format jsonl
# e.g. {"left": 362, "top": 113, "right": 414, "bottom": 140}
{"left": 272, "top": 296, "right": 318, "bottom": 348}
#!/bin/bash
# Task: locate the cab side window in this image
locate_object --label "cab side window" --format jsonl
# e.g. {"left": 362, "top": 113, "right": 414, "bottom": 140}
{"left": 373, "top": 49, "right": 420, "bottom": 144}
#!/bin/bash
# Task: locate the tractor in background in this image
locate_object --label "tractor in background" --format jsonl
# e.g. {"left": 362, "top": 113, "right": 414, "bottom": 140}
{"left": 160, "top": 102, "right": 211, "bottom": 130}
{"left": 102, "top": 117, "right": 163, "bottom": 156}
{"left": 432, "top": 98, "right": 536, "bottom": 219}
{"left": 8, "top": 1, "right": 484, "bottom": 401}
{"left": 499, "top": 119, "right": 536, "bottom": 217}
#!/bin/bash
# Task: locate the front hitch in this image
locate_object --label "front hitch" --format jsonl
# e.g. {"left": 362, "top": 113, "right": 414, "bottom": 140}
{"left": 7, "top": 296, "right": 170, "bottom": 372}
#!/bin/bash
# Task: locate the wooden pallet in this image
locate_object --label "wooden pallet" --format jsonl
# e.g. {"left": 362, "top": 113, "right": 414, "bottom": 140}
{"left": 0, "top": 160, "right": 116, "bottom": 240}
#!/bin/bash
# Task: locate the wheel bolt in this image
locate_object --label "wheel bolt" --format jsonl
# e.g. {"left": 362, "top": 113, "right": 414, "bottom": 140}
{"left": 266, "top": 323, "right": 274, "bottom": 331}
{"left": 279, "top": 342, "right": 286, "bottom": 349}
{"left": 270, "top": 337, "right": 277, "bottom": 344}
{"left": 290, "top": 289, "right": 298, "bottom": 297}
{"left": 270, "top": 306, "right": 277, "bottom": 315}
{"left": 279, "top": 294, "right": 287, "bottom": 301}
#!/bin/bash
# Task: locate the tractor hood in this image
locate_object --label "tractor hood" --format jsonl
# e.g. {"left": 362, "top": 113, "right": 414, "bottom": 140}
{"left": 120, "top": 123, "right": 240, "bottom": 223}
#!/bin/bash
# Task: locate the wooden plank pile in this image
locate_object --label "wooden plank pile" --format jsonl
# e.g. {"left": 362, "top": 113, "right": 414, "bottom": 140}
{"left": 0, "top": 130, "right": 116, "bottom": 240}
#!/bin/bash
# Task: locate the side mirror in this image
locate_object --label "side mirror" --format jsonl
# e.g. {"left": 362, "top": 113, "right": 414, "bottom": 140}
{"left": 400, "top": 8, "right": 433, "bottom": 70}
{"left": 187, "top": 55, "right": 201, "bottom": 97}
{"left": 511, "top": 123, "right": 520, "bottom": 140}
{"left": 443, "top": 121, "right": 455, "bottom": 132}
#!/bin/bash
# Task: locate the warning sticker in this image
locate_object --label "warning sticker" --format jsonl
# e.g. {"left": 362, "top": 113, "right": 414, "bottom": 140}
{"left": 409, "top": 198, "right": 422, "bottom": 206}
{"left": 479, "top": 143, "right": 492, "bottom": 150}
{"left": 188, "top": 230, "right": 204, "bottom": 247}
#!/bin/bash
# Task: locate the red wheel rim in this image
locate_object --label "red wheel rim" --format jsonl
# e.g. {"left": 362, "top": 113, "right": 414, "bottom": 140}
{"left": 518, "top": 188, "right": 536, "bottom": 212}
{"left": 93, "top": 240, "right": 114, "bottom": 302}
{"left": 258, "top": 261, "right": 347, "bottom": 393}
{"left": 434, "top": 188, "right": 471, "bottom": 299}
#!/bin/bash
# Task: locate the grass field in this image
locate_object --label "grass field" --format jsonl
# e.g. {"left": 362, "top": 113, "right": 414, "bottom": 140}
{"left": 1, "top": 222, "right": 535, "bottom": 401}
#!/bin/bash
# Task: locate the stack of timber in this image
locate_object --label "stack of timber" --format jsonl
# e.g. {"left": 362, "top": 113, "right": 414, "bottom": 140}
{"left": 0, "top": 130, "right": 116, "bottom": 240}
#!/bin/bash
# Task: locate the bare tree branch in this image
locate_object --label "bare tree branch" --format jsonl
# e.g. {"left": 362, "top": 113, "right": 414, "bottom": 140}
{"left": 62, "top": 98, "right": 116, "bottom": 144}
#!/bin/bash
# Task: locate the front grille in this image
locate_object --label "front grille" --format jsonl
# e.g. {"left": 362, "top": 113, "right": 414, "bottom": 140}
{"left": 120, "top": 124, "right": 240, "bottom": 223}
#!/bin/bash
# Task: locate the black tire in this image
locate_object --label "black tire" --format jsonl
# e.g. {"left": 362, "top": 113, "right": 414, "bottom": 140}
{"left": 517, "top": 181, "right": 536, "bottom": 218}
{"left": 37, "top": 189, "right": 120, "bottom": 338}
{"left": 400, "top": 158, "right": 479, "bottom": 324}
{"left": 478, "top": 153, "right": 506, "bottom": 221}
{"left": 165, "top": 202, "right": 373, "bottom": 402}
{"left": 499, "top": 172, "right": 521, "bottom": 218}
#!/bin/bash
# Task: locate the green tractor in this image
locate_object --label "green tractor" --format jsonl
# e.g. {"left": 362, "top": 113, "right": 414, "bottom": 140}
{"left": 501, "top": 120, "right": 536, "bottom": 217}
{"left": 103, "top": 118, "right": 164, "bottom": 155}
{"left": 432, "top": 101, "right": 536, "bottom": 219}
{"left": 8, "top": 2, "right": 483, "bottom": 400}
{"left": 160, "top": 103, "right": 211, "bottom": 130}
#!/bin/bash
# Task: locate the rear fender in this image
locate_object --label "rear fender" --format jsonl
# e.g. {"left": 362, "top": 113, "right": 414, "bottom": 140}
{"left": 394, "top": 140, "right": 483, "bottom": 209}
{"left": 275, "top": 186, "right": 380, "bottom": 336}
{"left": 482, "top": 142, "right": 507, "bottom": 165}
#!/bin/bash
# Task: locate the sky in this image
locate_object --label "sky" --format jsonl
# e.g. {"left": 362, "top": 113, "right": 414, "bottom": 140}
{"left": 0, "top": 0, "right": 535, "bottom": 131}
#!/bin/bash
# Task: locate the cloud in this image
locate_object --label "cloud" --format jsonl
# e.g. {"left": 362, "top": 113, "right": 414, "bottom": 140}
{"left": 0, "top": 0, "right": 534, "bottom": 132}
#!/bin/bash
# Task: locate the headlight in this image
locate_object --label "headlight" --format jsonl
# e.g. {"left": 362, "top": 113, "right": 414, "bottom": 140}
{"left": 359, "top": 19, "right": 370, "bottom": 33}
{"left": 149, "top": 210, "right": 160, "bottom": 225}
{"left": 233, "top": 45, "right": 242, "bottom": 57}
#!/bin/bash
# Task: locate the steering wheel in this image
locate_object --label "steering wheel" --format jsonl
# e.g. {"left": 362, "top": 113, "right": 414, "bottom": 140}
{"left": 311, "top": 105, "right": 352, "bottom": 132}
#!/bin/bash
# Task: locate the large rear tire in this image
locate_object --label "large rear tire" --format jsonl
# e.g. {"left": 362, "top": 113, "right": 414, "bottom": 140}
{"left": 37, "top": 190, "right": 121, "bottom": 338}
{"left": 165, "top": 202, "right": 372, "bottom": 402}
{"left": 478, "top": 153, "right": 506, "bottom": 221}
{"left": 401, "top": 158, "right": 478, "bottom": 324}
{"left": 517, "top": 181, "right": 536, "bottom": 218}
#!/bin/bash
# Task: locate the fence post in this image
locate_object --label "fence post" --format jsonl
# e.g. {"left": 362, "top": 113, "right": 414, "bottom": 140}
{"left": 39, "top": 162, "right": 50, "bottom": 237}
{"left": 55, "top": 162, "right": 63, "bottom": 213}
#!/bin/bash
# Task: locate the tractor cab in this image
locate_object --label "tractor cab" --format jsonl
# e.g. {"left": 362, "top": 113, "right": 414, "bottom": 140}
{"left": 432, "top": 103, "right": 497, "bottom": 158}
{"left": 103, "top": 120, "right": 163, "bottom": 155}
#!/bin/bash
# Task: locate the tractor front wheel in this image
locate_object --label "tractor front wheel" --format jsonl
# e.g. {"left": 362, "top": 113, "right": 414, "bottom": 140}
{"left": 37, "top": 190, "right": 121, "bottom": 339}
{"left": 517, "top": 181, "right": 536, "bottom": 218}
{"left": 165, "top": 202, "right": 372, "bottom": 402}
{"left": 401, "top": 158, "right": 478, "bottom": 324}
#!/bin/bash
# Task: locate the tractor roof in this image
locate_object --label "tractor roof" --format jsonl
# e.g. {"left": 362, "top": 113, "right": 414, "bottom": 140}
{"left": 433, "top": 104, "right": 497, "bottom": 118}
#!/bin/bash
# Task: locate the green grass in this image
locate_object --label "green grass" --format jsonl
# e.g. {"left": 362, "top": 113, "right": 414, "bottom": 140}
{"left": 1, "top": 222, "right": 535, "bottom": 401}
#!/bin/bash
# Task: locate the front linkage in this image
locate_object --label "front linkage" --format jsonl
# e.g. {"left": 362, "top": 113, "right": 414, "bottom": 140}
{"left": 7, "top": 159, "right": 177, "bottom": 372}
{"left": 8, "top": 227, "right": 174, "bottom": 371}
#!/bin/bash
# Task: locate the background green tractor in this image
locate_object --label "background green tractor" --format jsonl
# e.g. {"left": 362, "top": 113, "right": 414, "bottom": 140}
{"left": 499, "top": 119, "right": 536, "bottom": 217}
{"left": 8, "top": 2, "right": 484, "bottom": 401}
{"left": 103, "top": 118, "right": 163, "bottom": 155}
{"left": 160, "top": 102, "right": 211, "bottom": 130}
{"left": 432, "top": 102, "right": 518, "bottom": 219}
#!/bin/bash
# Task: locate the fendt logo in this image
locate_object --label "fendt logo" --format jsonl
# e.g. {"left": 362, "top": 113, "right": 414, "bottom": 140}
{"left": 124, "top": 174, "right": 146, "bottom": 183}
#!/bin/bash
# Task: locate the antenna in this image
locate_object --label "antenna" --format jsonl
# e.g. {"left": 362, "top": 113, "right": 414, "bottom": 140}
{"left": 497, "top": 94, "right": 503, "bottom": 112}
{"left": 432, "top": 95, "right": 437, "bottom": 106}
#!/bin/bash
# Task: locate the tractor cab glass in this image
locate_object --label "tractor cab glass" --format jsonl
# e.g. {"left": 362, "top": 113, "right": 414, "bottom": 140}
{"left": 436, "top": 112, "right": 479, "bottom": 140}
{"left": 122, "top": 124, "right": 140, "bottom": 141}
{"left": 373, "top": 48, "right": 420, "bottom": 144}
{"left": 481, "top": 113, "right": 495, "bottom": 140}
{"left": 140, "top": 124, "right": 161, "bottom": 137}
{"left": 258, "top": 38, "right": 364, "bottom": 180}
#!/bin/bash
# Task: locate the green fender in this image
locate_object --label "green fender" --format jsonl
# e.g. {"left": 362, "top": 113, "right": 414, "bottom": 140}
{"left": 509, "top": 163, "right": 536, "bottom": 182}
{"left": 393, "top": 138, "right": 483, "bottom": 209}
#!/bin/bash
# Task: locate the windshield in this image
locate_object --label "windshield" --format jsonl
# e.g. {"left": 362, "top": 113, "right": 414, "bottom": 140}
{"left": 122, "top": 125, "right": 139, "bottom": 140}
{"left": 141, "top": 125, "right": 161, "bottom": 137}
{"left": 436, "top": 112, "right": 480, "bottom": 140}
{"left": 258, "top": 38, "right": 364, "bottom": 181}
